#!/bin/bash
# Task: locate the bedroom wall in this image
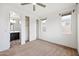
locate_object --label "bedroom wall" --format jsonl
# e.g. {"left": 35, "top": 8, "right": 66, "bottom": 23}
{"left": 77, "top": 4, "right": 79, "bottom": 53}
{"left": 0, "top": 4, "right": 10, "bottom": 51}
{"left": 39, "top": 6, "right": 77, "bottom": 49}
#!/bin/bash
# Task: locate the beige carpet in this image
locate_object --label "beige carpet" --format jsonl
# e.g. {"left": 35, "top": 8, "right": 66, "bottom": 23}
{"left": 0, "top": 39, "right": 78, "bottom": 56}
{"left": 10, "top": 40, "right": 20, "bottom": 48}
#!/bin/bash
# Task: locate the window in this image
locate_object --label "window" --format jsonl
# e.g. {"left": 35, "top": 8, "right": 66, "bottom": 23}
{"left": 61, "top": 14, "right": 72, "bottom": 35}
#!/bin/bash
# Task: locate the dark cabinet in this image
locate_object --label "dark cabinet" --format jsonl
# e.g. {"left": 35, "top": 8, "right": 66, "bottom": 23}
{"left": 10, "top": 32, "right": 20, "bottom": 41}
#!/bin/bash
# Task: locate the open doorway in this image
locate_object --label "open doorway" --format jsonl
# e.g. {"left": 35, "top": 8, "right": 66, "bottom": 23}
{"left": 25, "top": 16, "right": 30, "bottom": 43}
{"left": 36, "top": 19, "right": 39, "bottom": 39}
{"left": 9, "top": 11, "right": 21, "bottom": 48}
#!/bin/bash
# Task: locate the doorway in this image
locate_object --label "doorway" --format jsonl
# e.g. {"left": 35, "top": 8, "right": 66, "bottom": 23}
{"left": 25, "top": 16, "right": 30, "bottom": 42}
{"left": 9, "top": 11, "right": 21, "bottom": 48}
{"left": 36, "top": 19, "right": 39, "bottom": 39}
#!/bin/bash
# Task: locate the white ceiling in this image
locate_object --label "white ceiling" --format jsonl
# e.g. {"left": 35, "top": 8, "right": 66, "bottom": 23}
{"left": 9, "top": 3, "right": 76, "bottom": 16}
{"left": 18, "top": 3, "right": 76, "bottom": 15}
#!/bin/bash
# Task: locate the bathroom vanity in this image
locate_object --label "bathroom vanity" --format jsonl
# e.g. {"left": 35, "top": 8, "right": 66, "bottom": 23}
{"left": 10, "top": 31, "right": 20, "bottom": 41}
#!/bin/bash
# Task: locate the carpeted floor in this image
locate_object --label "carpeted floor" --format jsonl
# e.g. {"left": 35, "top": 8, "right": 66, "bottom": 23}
{"left": 0, "top": 39, "right": 78, "bottom": 56}
{"left": 10, "top": 40, "right": 21, "bottom": 48}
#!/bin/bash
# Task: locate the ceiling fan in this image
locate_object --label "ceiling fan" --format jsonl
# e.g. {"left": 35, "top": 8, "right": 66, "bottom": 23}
{"left": 21, "top": 3, "right": 46, "bottom": 11}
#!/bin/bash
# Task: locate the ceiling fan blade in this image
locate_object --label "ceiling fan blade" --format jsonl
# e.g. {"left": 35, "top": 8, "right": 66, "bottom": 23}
{"left": 33, "top": 5, "right": 35, "bottom": 11}
{"left": 36, "top": 3, "right": 46, "bottom": 8}
{"left": 21, "top": 3, "right": 31, "bottom": 5}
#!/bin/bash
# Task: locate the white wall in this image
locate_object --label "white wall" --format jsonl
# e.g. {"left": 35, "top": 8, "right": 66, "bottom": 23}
{"left": 29, "top": 16, "right": 36, "bottom": 41}
{"left": 77, "top": 13, "right": 79, "bottom": 53}
{"left": 0, "top": 4, "right": 10, "bottom": 51}
{"left": 39, "top": 6, "right": 77, "bottom": 49}
{"left": 77, "top": 4, "right": 79, "bottom": 53}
